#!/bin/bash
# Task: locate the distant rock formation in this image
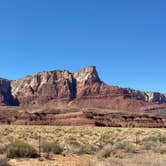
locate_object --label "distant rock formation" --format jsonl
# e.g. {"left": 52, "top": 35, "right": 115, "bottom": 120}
{"left": 0, "top": 66, "right": 165, "bottom": 111}
{"left": 0, "top": 66, "right": 166, "bottom": 127}
{"left": 11, "top": 70, "right": 74, "bottom": 105}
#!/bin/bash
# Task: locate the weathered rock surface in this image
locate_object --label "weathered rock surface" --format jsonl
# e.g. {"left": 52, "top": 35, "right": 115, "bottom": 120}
{"left": 84, "top": 108, "right": 166, "bottom": 128}
{"left": 0, "top": 66, "right": 166, "bottom": 108}
{"left": 11, "top": 70, "right": 75, "bottom": 105}
{"left": 0, "top": 105, "right": 166, "bottom": 128}
{"left": 0, "top": 66, "right": 166, "bottom": 127}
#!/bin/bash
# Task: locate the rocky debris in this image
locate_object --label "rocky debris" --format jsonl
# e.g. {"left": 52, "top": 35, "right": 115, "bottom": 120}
{"left": 1, "top": 106, "right": 166, "bottom": 128}
{"left": 84, "top": 110, "right": 166, "bottom": 128}
{"left": 140, "top": 104, "right": 166, "bottom": 116}
{"left": 0, "top": 106, "right": 95, "bottom": 126}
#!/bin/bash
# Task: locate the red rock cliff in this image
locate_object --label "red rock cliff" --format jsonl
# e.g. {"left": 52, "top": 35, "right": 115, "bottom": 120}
{"left": 0, "top": 66, "right": 165, "bottom": 110}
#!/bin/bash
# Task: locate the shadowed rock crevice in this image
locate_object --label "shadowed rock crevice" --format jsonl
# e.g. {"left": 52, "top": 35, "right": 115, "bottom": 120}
{"left": 70, "top": 78, "right": 77, "bottom": 99}
{"left": 0, "top": 78, "right": 19, "bottom": 106}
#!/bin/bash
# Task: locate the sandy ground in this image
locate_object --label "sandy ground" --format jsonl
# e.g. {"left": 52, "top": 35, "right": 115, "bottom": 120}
{"left": 9, "top": 155, "right": 91, "bottom": 166}
{"left": 8, "top": 153, "right": 166, "bottom": 166}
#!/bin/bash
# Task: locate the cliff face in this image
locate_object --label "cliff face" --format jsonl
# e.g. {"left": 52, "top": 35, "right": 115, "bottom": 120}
{"left": 146, "top": 92, "right": 166, "bottom": 103}
{"left": 0, "top": 66, "right": 166, "bottom": 127}
{"left": 10, "top": 66, "right": 103, "bottom": 105}
{"left": 73, "top": 66, "right": 102, "bottom": 98}
{"left": 11, "top": 70, "right": 75, "bottom": 105}
{"left": 0, "top": 66, "right": 165, "bottom": 109}
{"left": 0, "top": 78, "right": 16, "bottom": 105}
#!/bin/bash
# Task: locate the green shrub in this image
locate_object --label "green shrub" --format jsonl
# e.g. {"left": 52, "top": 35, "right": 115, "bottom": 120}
{"left": 112, "top": 142, "right": 135, "bottom": 153}
{"left": 81, "top": 144, "right": 97, "bottom": 154}
{"left": 143, "top": 135, "right": 166, "bottom": 143}
{"left": 6, "top": 140, "right": 38, "bottom": 158}
{"left": 41, "top": 141, "right": 63, "bottom": 154}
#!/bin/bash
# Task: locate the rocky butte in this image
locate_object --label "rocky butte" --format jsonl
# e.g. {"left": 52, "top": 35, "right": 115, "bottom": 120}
{"left": 0, "top": 66, "right": 166, "bottom": 127}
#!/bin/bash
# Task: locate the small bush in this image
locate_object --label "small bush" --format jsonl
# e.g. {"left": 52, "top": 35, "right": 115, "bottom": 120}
{"left": 143, "top": 135, "right": 166, "bottom": 143}
{"left": 0, "top": 145, "right": 6, "bottom": 154}
{"left": 142, "top": 141, "right": 161, "bottom": 152}
{"left": 81, "top": 144, "right": 97, "bottom": 154}
{"left": 6, "top": 140, "right": 38, "bottom": 158}
{"left": 112, "top": 142, "right": 135, "bottom": 153}
{"left": 0, "top": 158, "right": 11, "bottom": 166}
{"left": 64, "top": 137, "right": 90, "bottom": 154}
{"left": 96, "top": 144, "right": 112, "bottom": 158}
{"left": 41, "top": 141, "right": 63, "bottom": 154}
{"left": 66, "top": 141, "right": 84, "bottom": 154}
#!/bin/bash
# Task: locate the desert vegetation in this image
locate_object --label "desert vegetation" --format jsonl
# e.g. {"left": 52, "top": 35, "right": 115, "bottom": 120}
{"left": 0, "top": 125, "right": 165, "bottom": 165}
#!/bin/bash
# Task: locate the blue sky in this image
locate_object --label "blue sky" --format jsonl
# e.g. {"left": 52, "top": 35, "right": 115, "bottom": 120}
{"left": 0, "top": 0, "right": 165, "bottom": 92}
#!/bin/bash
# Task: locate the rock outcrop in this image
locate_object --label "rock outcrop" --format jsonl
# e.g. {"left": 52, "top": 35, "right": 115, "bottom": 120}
{"left": 84, "top": 109, "right": 166, "bottom": 128}
{"left": 0, "top": 66, "right": 165, "bottom": 110}
{"left": 11, "top": 70, "right": 75, "bottom": 105}
{"left": 146, "top": 92, "right": 166, "bottom": 103}
{"left": 0, "top": 78, "right": 17, "bottom": 105}
{"left": 0, "top": 66, "right": 166, "bottom": 127}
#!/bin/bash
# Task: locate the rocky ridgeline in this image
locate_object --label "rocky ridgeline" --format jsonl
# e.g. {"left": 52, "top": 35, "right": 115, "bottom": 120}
{"left": 0, "top": 66, "right": 166, "bottom": 108}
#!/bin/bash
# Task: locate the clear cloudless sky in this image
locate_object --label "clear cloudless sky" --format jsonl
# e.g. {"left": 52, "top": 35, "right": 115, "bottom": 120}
{"left": 0, "top": 0, "right": 165, "bottom": 92}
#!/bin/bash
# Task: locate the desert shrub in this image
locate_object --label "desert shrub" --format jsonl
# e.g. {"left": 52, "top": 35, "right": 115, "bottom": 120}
{"left": 81, "top": 143, "right": 98, "bottom": 154}
{"left": 6, "top": 140, "right": 38, "bottom": 158}
{"left": 65, "top": 141, "right": 84, "bottom": 154}
{"left": 143, "top": 135, "right": 166, "bottom": 143}
{"left": 41, "top": 141, "right": 63, "bottom": 154}
{"left": 0, "top": 145, "right": 6, "bottom": 154}
{"left": 0, "top": 158, "right": 11, "bottom": 166}
{"left": 96, "top": 142, "right": 135, "bottom": 159}
{"left": 63, "top": 137, "right": 84, "bottom": 154}
{"left": 112, "top": 142, "right": 135, "bottom": 153}
{"left": 96, "top": 144, "right": 112, "bottom": 158}
{"left": 142, "top": 141, "right": 161, "bottom": 152}
{"left": 64, "top": 137, "right": 97, "bottom": 154}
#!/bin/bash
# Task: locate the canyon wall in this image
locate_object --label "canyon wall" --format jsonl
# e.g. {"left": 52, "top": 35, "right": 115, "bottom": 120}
{"left": 0, "top": 66, "right": 165, "bottom": 111}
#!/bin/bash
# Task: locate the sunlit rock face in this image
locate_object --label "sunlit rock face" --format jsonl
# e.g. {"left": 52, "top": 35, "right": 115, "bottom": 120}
{"left": 73, "top": 66, "right": 100, "bottom": 83}
{"left": 146, "top": 92, "right": 166, "bottom": 103}
{"left": 11, "top": 70, "right": 75, "bottom": 105}
{"left": 10, "top": 66, "right": 103, "bottom": 105}
{"left": 73, "top": 66, "right": 103, "bottom": 98}
{"left": 0, "top": 66, "right": 166, "bottom": 107}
